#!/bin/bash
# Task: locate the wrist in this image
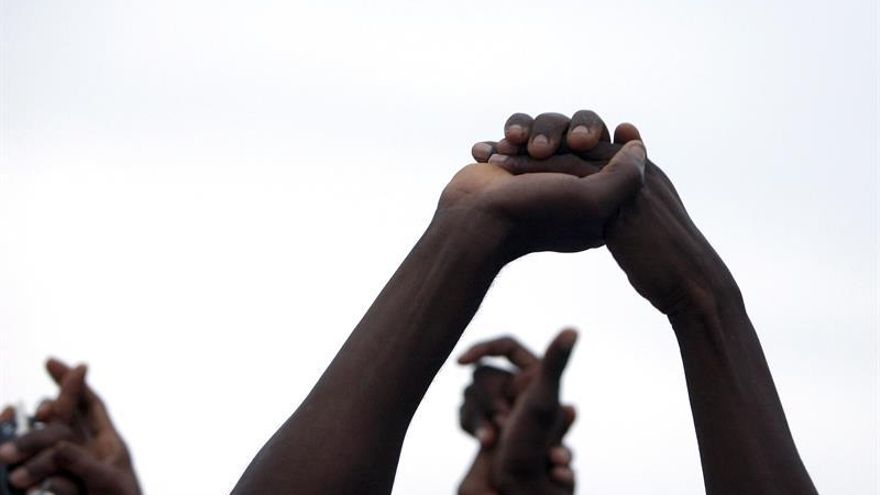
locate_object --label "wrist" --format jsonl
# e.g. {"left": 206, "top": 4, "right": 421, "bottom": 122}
{"left": 429, "top": 206, "right": 515, "bottom": 267}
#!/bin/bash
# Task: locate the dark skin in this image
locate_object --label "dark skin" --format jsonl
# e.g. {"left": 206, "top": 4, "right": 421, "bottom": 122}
{"left": 0, "top": 359, "right": 141, "bottom": 495}
{"left": 457, "top": 330, "right": 579, "bottom": 495}
{"left": 472, "top": 111, "right": 818, "bottom": 495}
{"left": 232, "top": 138, "right": 647, "bottom": 494}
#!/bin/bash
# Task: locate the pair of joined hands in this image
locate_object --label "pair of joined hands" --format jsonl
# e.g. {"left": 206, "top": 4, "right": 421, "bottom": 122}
{"left": 0, "top": 360, "right": 140, "bottom": 495}
{"left": 444, "top": 110, "right": 703, "bottom": 495}
{"left": 442, "top": 110, "right": 732, "bottom": 317}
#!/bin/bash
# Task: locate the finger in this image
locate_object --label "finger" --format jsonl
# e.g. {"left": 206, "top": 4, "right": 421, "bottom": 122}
{"left": 54, "top": 365, "right": 87, "bottom": 424}
{"left": 0, "top": 423, "right": 74, "bottom": 464}
{"left": 45, "top": 358, "right": 72, "bottom": 386}
{"left": 561, "top": 404, "right": 577, "bottom": 435}
{"left": 9, "top": 448, "right": 60, "bottom": 489}
{"left": 459, "top": 448, "right": 498, "bottom": 495}
{"left": 488, "top": 153, "right": 600, "bottom": 178}
{"left": 578, "top": 140, "right": 646, "bottom": 217}
{"left": 551, "top": 466, "right": 576, "bottom": 488}
{"left": 504, "top": 113, "right": 533, "bottom": 145}
{"left": 53, "top": 441, "right": 117, "bottom": 486}
{"left": 457, "top": 336, "right": 539, "bottom": 369}
{"left": 475, "top": 422, "right": 497, "bottom": 448}
{"left": 528, "top": 113, "right": 570, "bottom": 159}
{"left": 540, "top": 329, "right": 578, "bottom": 386}
{"left": 550, "top": 445, "right": 573, "bottom": 466}
{"left": 471, "top": 141, "right": 497, "bottom": 163}
{"left": 42, "top": 476, "right": 80, "bottom": 495}
{"left": 0, "top": 406, "right": 14, "bottom": 423}
{"left": 34, "top": 399, "right": 54, "bottom": 423}
{"left": 567, "top": 110, "right": 610, "bottom": 152}
{"left": 494, "top": 138, "right": 525, "bottom": 156}
{"left": 613, "top": 122, "right": 642, "bottom": 144}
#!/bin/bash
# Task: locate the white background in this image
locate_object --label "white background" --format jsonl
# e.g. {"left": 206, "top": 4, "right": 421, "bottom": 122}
{"left": 1, "top": 1, "right": 877, "bottom": 493}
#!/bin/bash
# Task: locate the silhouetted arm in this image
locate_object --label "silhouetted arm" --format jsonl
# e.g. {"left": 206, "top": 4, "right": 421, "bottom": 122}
{"left": 233, "top": 140, "right": 647, "bottom": 494}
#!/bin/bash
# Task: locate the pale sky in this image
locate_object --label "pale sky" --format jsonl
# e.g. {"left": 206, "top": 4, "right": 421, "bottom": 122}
{"left": 1, "top": 1, "right": 877, "bottom": 493}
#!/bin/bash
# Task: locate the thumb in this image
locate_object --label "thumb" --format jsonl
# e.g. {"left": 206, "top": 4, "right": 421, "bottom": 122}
{"left": 539, "top": 329, "right": 578, "bottom": 391}
{"left": 578, "top": 140, "right": 646, "bottom": 216}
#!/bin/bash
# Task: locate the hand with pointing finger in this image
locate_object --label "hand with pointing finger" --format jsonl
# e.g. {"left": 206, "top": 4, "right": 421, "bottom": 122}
{"left": 457, "top": 330, "right": 579, "bottom": 495}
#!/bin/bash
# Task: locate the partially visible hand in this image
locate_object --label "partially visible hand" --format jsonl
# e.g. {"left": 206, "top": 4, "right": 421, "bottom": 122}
{"left": 457, "top": 331, "right": 578, "bottom": 495}
{"left": 440, "top": 130, "right": 646, "bottom": 260}
{"left": 492, "top": 330, "right": 577, "bottom": 495}
{"left": 0, "top": 359, "right": 142, "bottom": 495}
{"left": 472, "top": 111, "right": 735, "bottom": 313}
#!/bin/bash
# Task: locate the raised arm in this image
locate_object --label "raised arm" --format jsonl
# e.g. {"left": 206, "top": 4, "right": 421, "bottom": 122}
{"left": 475, "top": 111, "right": 818, "bottom": 495}
{"left": 233, "top": 145, "right": 647, "bottom": 494}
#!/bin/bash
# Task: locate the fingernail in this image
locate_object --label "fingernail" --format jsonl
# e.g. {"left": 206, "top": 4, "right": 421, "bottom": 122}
{"left": 626, "top": 141, "right": 646, "bottom": 161}
{"left": 0, "top": 442, "right": 19, "bottom": 461}
{"left": 569, "top": 125, "right": 591, "bottom": 139}
{"left": 532, "top": 134, "right": 549, "bottom": 147}
{"left": 507, "top": 124, "right": 524, "bottom": 139}
{"left": 488, "top": 154, "right": 508, "bottom": 164}
{"left": 9, "top": 467, "right": 30, "bottom": 487}
{"left": 472, "top": 142, "right": 493, "bottom": 158}
{"left": 625, "top": 141, "right": 646, "bottom": 177}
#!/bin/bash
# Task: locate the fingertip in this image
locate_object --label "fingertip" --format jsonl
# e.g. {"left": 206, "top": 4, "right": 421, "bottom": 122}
{"left": 527, "top": 134, "right": 554, "bottom": 160}
{"left": 506, "top": 124, "right": 527, "bottom": 142}
{"left": 476, "top": 425, "right": 496, "bottom": 447}
{"left": 471, "top": 142, "right": 495, "bottom": 163}
{"left": 562, "top": 404, "right": 577, "bottom": 424}
{"left": 607, "top": 140, "right": 646, "bottom": 183}
{"left": 550, "top": 445, "right": 573, "bottom": 465}
{"left": 613, "top": 122, "right": 642, "bottom": 144}
{"left": 557, "top": 328, "right": 579, "bottom": 350}
{"left": 551, "top": 466, "right": 575, "bottom": 486}
{"left": 504, "top": 113, "right": 533, "bottom": 144}
{"left": 0, "top": 441, "right": 21, "bottom": 463}
{"left": 487, "top": 154, "right": 508, "bottom": 165}
{"left": 567, "top": 125, "right": 598, "bottom": 151}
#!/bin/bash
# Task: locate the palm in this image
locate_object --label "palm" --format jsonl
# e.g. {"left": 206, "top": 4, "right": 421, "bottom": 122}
{"left": 440, "top": 160, "right": 638, "bottom": 256}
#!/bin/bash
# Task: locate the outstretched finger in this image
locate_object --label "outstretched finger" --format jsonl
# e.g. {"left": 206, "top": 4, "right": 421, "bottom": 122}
{"left": 539, "top": 329, "right": 578, "bottom": 387}
{"left": 458, "top": 336, "right": 539, "bottom": 369}
{"left": 45, "top": 358, "right": 73, "bottom": 386}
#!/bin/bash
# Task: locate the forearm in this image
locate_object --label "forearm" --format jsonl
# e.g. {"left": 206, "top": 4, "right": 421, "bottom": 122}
{"left": 670, "top": 279, "right": 817, "bottom": 495}
{"left": 234, "top": 209, "right": 509, "bottom": 494}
